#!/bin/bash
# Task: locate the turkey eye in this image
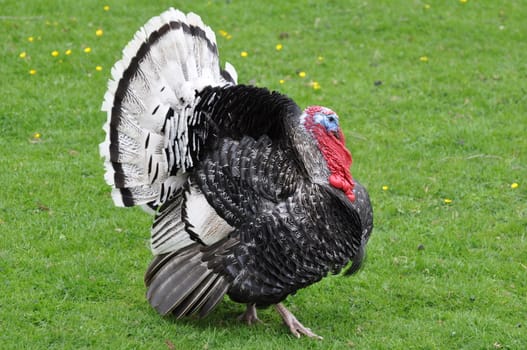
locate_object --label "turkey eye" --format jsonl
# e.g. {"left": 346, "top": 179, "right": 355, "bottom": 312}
{"left": 327, "top": 116, "right": 335, "bottom": 123}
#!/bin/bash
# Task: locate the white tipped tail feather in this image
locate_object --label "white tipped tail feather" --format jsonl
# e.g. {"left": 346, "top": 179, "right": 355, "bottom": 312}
{"left": 100, "top": 8, "right": 237, "bottom": 210}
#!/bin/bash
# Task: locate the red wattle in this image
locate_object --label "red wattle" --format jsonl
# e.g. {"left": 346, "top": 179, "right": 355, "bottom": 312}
{"left": 345, "top": 189, "right": 355, "bottom": 202}
{"left": 329, "top": 174, "right": 343, "bottom": 189}
{"left": 329, "top": 174, "right": 356, "bottom": 202}
{"left": 305, "top": 109, "right": 356, "bottom": 202}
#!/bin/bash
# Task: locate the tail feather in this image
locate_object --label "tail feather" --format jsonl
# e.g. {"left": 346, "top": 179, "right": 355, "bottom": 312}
{"left": 145, "top": 245, "right": 230, "bottom": 317}
{"left": 149, "top": 188, "right": 193, "bottom": 254}
{"left": 100, "top": 8, "right": 237, "bottom": 209}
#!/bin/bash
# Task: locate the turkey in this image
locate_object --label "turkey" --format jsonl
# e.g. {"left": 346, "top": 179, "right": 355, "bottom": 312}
{"left": 100, "top": 8, "right": 373, "bottom": 339}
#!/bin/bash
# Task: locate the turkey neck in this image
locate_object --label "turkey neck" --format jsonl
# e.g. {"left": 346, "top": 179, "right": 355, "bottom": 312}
{"left": 294, "top": 121, "right": 355, "bottom": 202}
{"left": 290, "top": 124, "right": 331, "bottom": 184}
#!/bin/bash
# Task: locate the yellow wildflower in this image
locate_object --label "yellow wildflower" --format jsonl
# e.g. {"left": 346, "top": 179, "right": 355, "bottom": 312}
{"left": 511, "top": 182, "right": 519, "bottom": 189}
{"left": 420, "top": 56, "right": 429, "bottom": 62}
{"left": 95, "top": 29, "right": 104, "bottom": 37}
{"left": 65, "top": 49, "right": 72, "bottom": 55}
{"left": 19, "top": 52, "right": 27, "bottom": 59}
{"left": 444, "top": 198, "right": 452, "bottom": 204}
{"left": 459, "top": 0, "right": 468, "bottom": 3}
{"left": 217, "top": 30, "right": 232, "bottom": 40}
{"left": 240, "top": 51, "right": 248, "bottom": 57}
{"left": 279, "top": 79, "right": 285, "bottom": 84}
{"left": 317, "top": 56, "right": 324, "bottom": 63}
{"left": 382, "top": 185, "right": 389, "bottom": 191}
{"left": 275, "top": 43, "right": 283, "bottom": 51}
{"left": 84, "top": 47, "right": 92, "bottom": 53}
{"left": 424, "top": 4, "right": 431, "bottom": 9}
{"left": 311, "top": 81, "right": 321, "bottom": 90}
{"left": 51, "top": 50, "right": 59, "bottom": 57}
{"left": 103, "top": 5, "right": 110, "bottom": 11}
{"left": 28, "top": 36, "right": 34, "bottom": 42}
{"left": 298, "top": 71, "right": 306, "bottom": 78}
{"left": 29, "top": 69, "right": 37, "bottom": 75}
{"left": 95, "top": 65, "right": 103, "bottom": 72}
{"left": 33, "top": 132, "right": 41, "bottom": 139}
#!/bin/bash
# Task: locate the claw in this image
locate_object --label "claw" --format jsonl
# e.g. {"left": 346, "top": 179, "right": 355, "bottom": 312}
{"left": 274, "top": 303, "right": 323, "bottom": 339}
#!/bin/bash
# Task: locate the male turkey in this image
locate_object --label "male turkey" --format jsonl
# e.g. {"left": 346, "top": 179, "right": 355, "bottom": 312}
{"left": 100, "top": 8, "right": 373, "bottom": 339}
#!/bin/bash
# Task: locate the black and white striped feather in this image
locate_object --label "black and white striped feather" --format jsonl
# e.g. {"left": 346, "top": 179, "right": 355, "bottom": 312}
{"left": 100, "top": 8, "right": 237, "bottom": 210}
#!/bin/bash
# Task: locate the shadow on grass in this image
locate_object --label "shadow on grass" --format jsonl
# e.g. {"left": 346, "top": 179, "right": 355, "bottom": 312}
{"left": 157, "top": 300, "right": 292, "bottom": 337}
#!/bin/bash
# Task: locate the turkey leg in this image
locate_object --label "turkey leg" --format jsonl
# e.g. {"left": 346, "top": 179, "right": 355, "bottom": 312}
{"left": 238, "top": 303, "right": 261, "bottom": 325}
{"left": 274, "top": 303, "right": 323, "bottom": 339}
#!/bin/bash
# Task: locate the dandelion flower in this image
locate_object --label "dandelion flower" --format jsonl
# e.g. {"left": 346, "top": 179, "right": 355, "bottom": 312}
{"left": 298, "top": 71, "right": 306, "bottom": 78}
{"left": 420, "top": 56, "right": 429, "bottom": 62}
{"left": 84, "top": 47, "right": 92, "bottom": 53}
{"left": 424, "top": 4, "right": 431, "bottom": 9}
{"left": 29, "top": 69, "right": 37, "bottom": 75}
{"left": 311, "top": 81, "right": 321, "bottom": 90}
{"left": 33, "top": 132, "right": 41, "bottom": 139}
{"left": 317, "top": 56, "right": 324, "bottom": 63}
{"left": 51, "top": 50, "right": 59, "bottom": 57}
{"left": 511, "top": 182, "right": 519, "bottom": 189}
{"left": 382, "top": 185, "right": 389, "bottom": 191}
{"left": 217, "top": 30, "right": 232, "bottom": 40}
{"left": 65, "top": 49, "right": 72, "bottom": 55}
{"left": 444, "top": 198, "right": 453, "bottom": 204}
{"left": 103, "top": 5, "right": 110, "bottom": 11}
{"left": 240, "top": 51, "right": 248, "bottom": 57}
{"left": 95, "top": 29, "right": 104, "bottom": 37}
{"left": 275, "top": 43, "right": 283, "bottom": 51}
{"left": 28, "top": 36, "right": 34, "bottom": 42}
{"left": 459, "top": 0, "right": 468, "bottom": 3}
{"left": 19, "top": 52, "right": 27, "bottom": 59}
{"left": 279, "top": 79, "right": 285, "bottom": 84}
{"left": 95, "top": 65, "right": 103, "bottom": 72}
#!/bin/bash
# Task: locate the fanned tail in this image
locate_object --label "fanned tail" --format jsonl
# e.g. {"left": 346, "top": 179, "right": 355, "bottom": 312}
{"left": 100, "top": 8, "right": 237, "bottom": 210}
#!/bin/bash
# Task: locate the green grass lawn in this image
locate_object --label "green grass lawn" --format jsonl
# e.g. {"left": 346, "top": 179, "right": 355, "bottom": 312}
{"left": 1, "top": 0, "right": 526, "bottom": 349}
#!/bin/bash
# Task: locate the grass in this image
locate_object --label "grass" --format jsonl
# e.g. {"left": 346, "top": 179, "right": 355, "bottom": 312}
{"left": 1, "top": 0, "right": 526, "bottom": 349}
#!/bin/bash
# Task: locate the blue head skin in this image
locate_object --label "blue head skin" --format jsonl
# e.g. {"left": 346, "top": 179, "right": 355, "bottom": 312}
{"left": 307, "top": 106, "right": 340, "bottom": 136}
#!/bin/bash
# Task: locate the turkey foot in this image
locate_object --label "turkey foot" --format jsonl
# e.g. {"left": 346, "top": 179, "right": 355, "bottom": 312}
{"left": 274, "top": 303, "right": 323, "bottom": 339}
{"left": 238, "top": 303, "right": 261, "bottom": 325}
